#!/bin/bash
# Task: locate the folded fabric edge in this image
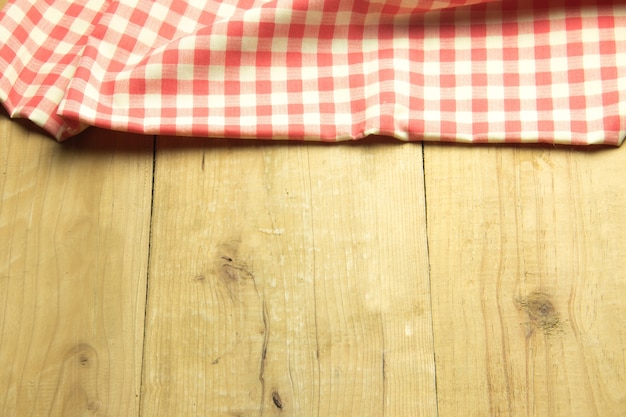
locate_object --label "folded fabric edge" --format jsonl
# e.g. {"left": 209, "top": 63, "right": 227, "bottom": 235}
{"left": 0, "top": 100, "right": 87, "bottom": 141}
{"left": 48, "top": 104, "right": 626, "bottom": 146}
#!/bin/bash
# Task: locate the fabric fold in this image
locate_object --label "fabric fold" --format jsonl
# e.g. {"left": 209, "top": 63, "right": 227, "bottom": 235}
{"left": 0, "top": 0, "right": 111, "bottom": 139}
{"left": 1, "top": 0, "right": 626, "bottom": 145}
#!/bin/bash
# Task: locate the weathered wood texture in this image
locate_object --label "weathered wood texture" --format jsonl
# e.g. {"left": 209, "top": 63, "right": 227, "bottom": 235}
{"left": 424, "top": 144, "right": 626, "bottom": 417}
{"left": 2, "top": 104, "right": 625, "bottom": 417}
{"left": 141, "top": 137, "right": 436, "bottom": 417}
{"left": 0, "top": 114, "right": 154, "bottom": 416}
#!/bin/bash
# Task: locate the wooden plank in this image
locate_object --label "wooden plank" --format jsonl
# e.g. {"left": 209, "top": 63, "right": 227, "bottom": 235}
{"left": 0, "top": 114, "right": 154, "bottom": 417}
{"left": 142, "top": 137, "right": 436, "bottom": 416}
{"left": 424, "top": 144, "right": 626, "bottom": 416}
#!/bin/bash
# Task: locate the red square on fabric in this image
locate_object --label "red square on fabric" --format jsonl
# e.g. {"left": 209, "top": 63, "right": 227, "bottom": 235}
{"left": 472, "top": 48, "right": 487, "bottom": 61}
{"left": 600, "top": 39, "right": 617, "bottom": 55}
{"left": 257, "top": 21, "right": 275, "bottom": 38}
{"left": 604, "top": 115, "right": 621, "bottom": 133}
{"left": 505, "top": 119, "right": 522, "bottom": 132}
{"left": 472, "top": 99, "right": 488, "bottom": 112}
{"left": 565, "top": 17, "right": 583, "bottom": 31}
{"left": 598, "top": 14, "right": 615, "bottom": 29}
{"left": 441, "top": 99, "right": 456, "bottom": 112}
{"left": 568, "top": 68, "right": 585, "bottom": 83}
{"left": 571, "top": 120, "right": 587, "bottom": 133}
{"left": 535, "top": 72, "right": 552, "bottom": 86}
{"left": 288, "top": 102, "right": 304, "bottom": 115}
{"left": 161, "top": 107, "right": 177, "bottom": 118}
{"left": 161, "top": 79, "right": 178, "bottom": 95}
{"left": 472, "top": 122, "right": 488, "bottom": 135}
{"left": 472, "top": 73, "right": 488, "bottom": 86}
{"left": 536, "top": 97, "right": 553, "bottom": 111}
{"left": 32, "top": 45, "right": 53, "bottom": 62}
{"left": 256, "top": 80, "right": 272, "bottom": 95}
{"left": 169, "top": 1, "right": 188, "bottom": 15}
{"left": 503, "top": 73, "right": 519, "bottom": 86}
{"left": 534, "top": 45, "right": 551, "bottom": 60}
{"left": 317, "top": 53, "right": 333, "bottom": 66}
{"left": 538, "top": 120, "right": 554, "bottom": 132}
{"left": 129, "top": 78, "right": 146, "bottom": 94}
{"left": 193, "top": 106, "right": 209, "bottom": 118}
{"left": 163, "top": 49, "right": 179, "bottom": 63}
{"left": 119, "top": 33, "right": 138, "bottom": 52}
{"left": 225, "top": 50, "right": 241, "bottom": 67}
{"left": 285, "top": 50, "right": 302, "bottom": 66}
{"left": 603, "top": 90, "right": 619, "bottom": 106}
{"left": 289, "top": 23, "right": 306, "bottom": 38}
{"left": 287, "top": 79, "right": 302, "bottom": 93}
{"left": 130, "top": 8, "right": 149, "bottom": 26}
{"left": 567, "top": 42, "right": 584, "bottom": 57}
{"left": 227, "top": 20, "right": 244, "bottom": 37}
{"left": 158, "top": 22, "right": 177, "bottom": 40}
{"left": 225, "top": 105, "right": 240, "bottom": 118}
{"left": 471, "top": 24, "right": 487, "bottom": 37}
{"left": 319, "top": 102, "right": 335, "bottom": 114}
{"left": 502, "top": 22, "right": 518, "bottom": 37}
{"left": 290, "top": 124, "right": 307, "bottom": 138}
{"left": 440, "top": 48, "right": 455, "bottom": 62}
{"left": 224, "top": 80, "right": 240, "bottom": 95}
{"left": 318, "top": 25, "right": 335, "bottom": 39}
{"left": 534, "top": 20, "right": 551, "bottom": 34}
{"left": 257, "top": 105, "right": 272, "bottom": 117}
{"left": 11, "top": 24, "right": 29, "bottom": 44}
{"left": 379, "top": 68, "right": 395, "bottom": 82}
{"left": 503, "top": 47, "right": 518, "bottom": 61}
{"left": 378, "top": 47, "right": 394, "bottom": 60}
{"left": 440, "top": 74, "right": 456, "bottom": 88}
{"left": 256, "top": 51, "right": 273, "bottom": 66}
{"left": 49, "top": 25, "right": 69, "bottom": 40}
{"left": 66, "top": 3, "right": 86, "bottom": 17}
{"left": 318, "top": 76, "right": 334, "bottom": 91}
{"left": 323, "top": 1, "right": 340, "bottom": 12}
{"left": 504, "top": 98, "right": 520, "bottom": 112}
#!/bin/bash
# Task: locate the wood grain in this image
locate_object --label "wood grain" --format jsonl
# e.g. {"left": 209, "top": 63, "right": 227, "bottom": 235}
{"left": 3, "top": 92, "right": 625, "bottom": 417}
{"left": 424, "top": 144, "right": 626, "bottom": 417}
{"left": 0, "top": 115, "right": 154, "bottom": 417}
{"left": 141, "top": 137, "right": 436, "bottom": 417}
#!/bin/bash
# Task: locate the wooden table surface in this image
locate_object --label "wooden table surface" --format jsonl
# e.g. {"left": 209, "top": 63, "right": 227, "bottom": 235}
{"left": 1, "top": 109, "right": 625, "bottom": 416}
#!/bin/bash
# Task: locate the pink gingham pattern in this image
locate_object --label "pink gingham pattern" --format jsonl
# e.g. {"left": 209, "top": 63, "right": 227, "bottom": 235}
{"left": 1, "top": 0, "right": 626, "bottom": 145}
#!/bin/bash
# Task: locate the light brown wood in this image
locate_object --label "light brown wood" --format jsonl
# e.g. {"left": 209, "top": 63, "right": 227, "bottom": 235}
{"left": 2, "top": 103, "right": 626, "bottom": 417}
{"left": 424, "top": 144, "right": 626, "bottom": 417}
{"left": 140, "top": 137, "right": 436, "bottom": 416}
{"left": 0, "top": 115, "right": 154, "bottom": 417}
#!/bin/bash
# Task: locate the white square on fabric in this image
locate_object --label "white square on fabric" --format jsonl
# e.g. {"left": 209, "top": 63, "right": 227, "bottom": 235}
{"left": 176, "top": 64, "right": 196, "bottom": 81}
{"left": 270, "top": 66, "right": 288, "bottom": 82}
{"left": 208, "top": 65, "right": 226, "bottom": 81}
{"left": 552, "top": 108, "right": 572, "bottom": 121}
{"left": 271, "top": 113, "right": 290, "bottom": 126}
{"left": 240, "top": 115, "right": 259, "bottom": 127}
{"left": 42, "top": 6, "right": 67, "bottom": 26}
{"left": 271, "top": 37, "right": 289, "bottom": 53}
{"left": 551, "top": 83, "right": 570, "bottom": 98}
{"left": 209, "top": 34, "right": 228, "bottom": 51}
{"left": 239, "top": 94, "right": 257, "bottom": 107}
{"left": 144, "top": 94, "right": 162, "bottom": 110}
{"left": 270, "top": 91, "right": 289, "bottom": 107}
{"left": 6, "top": 3, "right": 26, "bottom": 24}
{"left": 216, "top": 2, "right": 237, "bottom": 20}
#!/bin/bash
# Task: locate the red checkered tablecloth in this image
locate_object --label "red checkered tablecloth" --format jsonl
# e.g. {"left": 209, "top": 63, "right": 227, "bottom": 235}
{"left": 1, "top": 0, "right": 625, "bottom": 144}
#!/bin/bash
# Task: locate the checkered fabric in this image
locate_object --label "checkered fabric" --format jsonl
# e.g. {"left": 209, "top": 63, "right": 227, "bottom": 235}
{"left": 1, "top": 0, "right": 626, "bottom": 144}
